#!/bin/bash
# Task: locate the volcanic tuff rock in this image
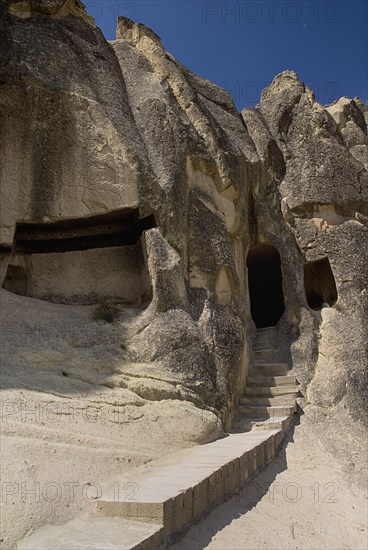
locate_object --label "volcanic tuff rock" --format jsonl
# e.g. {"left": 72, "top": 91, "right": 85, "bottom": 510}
{"left": 1, "top": 4, "right": 367, "bottom": 547}
{"left": 1, "top": 2, "right": 367, "bottom": 442}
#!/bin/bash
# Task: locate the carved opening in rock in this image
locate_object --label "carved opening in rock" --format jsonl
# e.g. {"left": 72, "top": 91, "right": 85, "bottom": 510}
{"left": 247, "top": 244, "right": 285, "bottom": 328}
{"left": 304, "top": 257, "right": 338, "bottom": 310}
{"left": 14, "top": 209, "right": 156, "bottom": 253}
{"left": 3, "top": 265, "right": 28, "bottom": 296}
{"left": 2, "top": 209, "right": 156, "bottom": 306}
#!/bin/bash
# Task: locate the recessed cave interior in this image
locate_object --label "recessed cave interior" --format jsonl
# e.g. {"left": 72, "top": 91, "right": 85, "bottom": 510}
{"left": 303, "top": 257, "right": 338, "bottom": 310}
{"left": 2, "top": 209, "right": 156, "bottom": 306}
{"left": 246, "top": 244, "right": 285, "bottom": 329}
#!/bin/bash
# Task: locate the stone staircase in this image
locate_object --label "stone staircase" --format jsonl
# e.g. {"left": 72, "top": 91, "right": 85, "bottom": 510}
{"left": 17, "top": 430, "right": 287, "bottom": 550}
{"left": 237, "top": 327, "right": 299, "bottom": 432}
{"left": 18, "top": 326, "right": 299, "bottom": 550}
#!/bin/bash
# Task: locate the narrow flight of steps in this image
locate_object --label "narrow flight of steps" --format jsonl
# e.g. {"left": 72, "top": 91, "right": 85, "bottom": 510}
{"left": 17, "top": 430, "right": 287, "bottom": 550}
{"left": 17, "top": 326, "right": 299, "bottom": 550}
{"left": 237, "top": 326, "right": 299, "bottom": 432}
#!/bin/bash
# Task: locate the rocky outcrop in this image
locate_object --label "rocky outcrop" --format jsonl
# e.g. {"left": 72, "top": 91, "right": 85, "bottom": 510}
{"left": 242, "top": 71, "right": 368, "bottom": 428}
{"left": 0, "top": 3, "right": 163, "bottom": 248}
{"left": 0, "top": 5, "right": 367, "bottom": 434}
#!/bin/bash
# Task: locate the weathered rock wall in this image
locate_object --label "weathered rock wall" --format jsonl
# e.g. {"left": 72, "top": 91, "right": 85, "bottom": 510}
{"left": 2, "top": 244, "right": 151, "bottom": 304}
{"left": 0, "top": 2, "right": 162, "bottom": 247}
{"left": 0, "top": 4, "right": 367, "bottom": 431}
{"left": 243, "top": 71, "right": 368, "bottom": 427}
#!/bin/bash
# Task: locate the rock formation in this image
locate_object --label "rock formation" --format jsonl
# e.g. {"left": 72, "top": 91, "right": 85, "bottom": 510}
{"left": 0, "top": 3, "right": 367, "bottom": 544}
{"left": 1, "top": 0, "right": 367, "bottom": 423}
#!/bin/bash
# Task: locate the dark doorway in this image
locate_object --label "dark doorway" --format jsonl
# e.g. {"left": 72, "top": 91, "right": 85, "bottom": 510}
{"left": 304, "top": 257, "right": 338, "bottom": 310}
{"left": 247, "top": 244, "right": 285, "bottom": 328}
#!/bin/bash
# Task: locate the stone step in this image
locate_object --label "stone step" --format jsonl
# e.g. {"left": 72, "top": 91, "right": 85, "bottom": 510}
{"left": 239, "top": 396, "right": 295, "bottom": 406}
{"left": 253, "top": 345, "right": 275, "bottom": 353}
{"left": 253, "top": 349, "right": 276, "bottom": 360}
{"left": 17, "top": 514, "right": 165, "bottom": 550}
{"left": 254, "top": 342, "right": 274, "bottom": 349}
{"left": 238, "top": 404, "right": 296, "bottom": 418}
{"left": 245, "top": 385, "right": 298, "bottom": 397}
{"left": 254, "top": 328, "right": 276, "bottom": 348}
{"left": 256, "top": 330, "right": 273, "bottom": 336}
{"left": 255, "top": 334, "right": 274, "bottom": 343}
{"left": 18, "top": 429, "right": 286, "bottom": 550}
{"left": 252, "top": 362, "right": 288, "bottom": 376}
{"left": 256, "top": 330, "right": 274, "bottom": 338}
{"left": 233, "top": 415, "right": 293, "bottom": 433}
{"left": 257, "top": 327, "right": 275, "bottom": 333}
{"left": 247, "top": 374, "right": 296, "bottom": 387}
{"left": 253, "top": 361, "right": 288, "bottom": 368}
{"left": 253, "top": 354, "right": 277, "bottom": 363}
{"left": 96, "top": 430, "right": 282, "bottom": 534}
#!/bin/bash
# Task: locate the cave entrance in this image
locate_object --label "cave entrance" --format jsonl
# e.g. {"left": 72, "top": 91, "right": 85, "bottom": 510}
{"left": 247, "top": 244, "right": 285, "bottom": 328}
{"left": 304, "top": 257, "right": 337, "bottom": 310}
{"left": 2, "top": 209, "right": 156, "bottom": 306}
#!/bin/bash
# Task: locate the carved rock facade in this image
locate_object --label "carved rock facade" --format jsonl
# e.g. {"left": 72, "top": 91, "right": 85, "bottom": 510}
{"left": 1, "top": 4, "right": 367, "bottom": 432}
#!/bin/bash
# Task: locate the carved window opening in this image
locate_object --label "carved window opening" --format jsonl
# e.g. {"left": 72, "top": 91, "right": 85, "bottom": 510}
{"left": 14, "top": 209, "right": 156, "bottom": 254}
{"left": 304, "top": 257, "right": 337, "bottom": 310}
{"left": 2, "top": 209, "right": 156, "bottom": 306}
{"left": 247, "top": 244, "right": 285, "bottom": 328}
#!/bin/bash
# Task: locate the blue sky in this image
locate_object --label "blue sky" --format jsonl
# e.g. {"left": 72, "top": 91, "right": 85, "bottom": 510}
{"left": 87, "top": 0, "right": 368, "bottom": 110}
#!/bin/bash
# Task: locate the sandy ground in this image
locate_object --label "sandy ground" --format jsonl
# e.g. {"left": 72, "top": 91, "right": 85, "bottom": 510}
{"left": 171, "top": 417, "right": 368, "bottom": 550}
{"left": 0, "top": 290, "right": 222, "bottom": 549}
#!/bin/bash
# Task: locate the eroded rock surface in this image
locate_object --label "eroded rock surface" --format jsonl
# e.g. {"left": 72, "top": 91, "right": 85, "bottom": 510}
{"left": 242, "top": 71, "right": 368, "bottom": 428}
{"left": 0, "top": 5, "right": 367, "bottom": 547}
{"left": 1, "top": 0, "right": 367, "bottom": 429}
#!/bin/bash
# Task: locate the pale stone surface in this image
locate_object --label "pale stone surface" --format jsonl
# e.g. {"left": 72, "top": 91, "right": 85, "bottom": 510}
{"left": 17, "top": 428, "right": 283, "bottom": 549}
{"left": 171, "top": 414, "right": 368, "bottom": 550}
{"left": 17, "top": 515, "right": 165, "bottom": 550}
{"left": 9, "top": 0, "right": 95, "bottom": 25}
{"left": 0, "top": 289, "right": 224, "bottom": 549}
{"left": 2, "top": 244, "right": 151, "bottom": 304}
